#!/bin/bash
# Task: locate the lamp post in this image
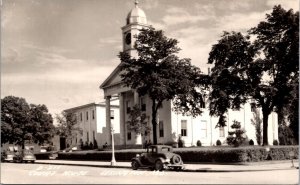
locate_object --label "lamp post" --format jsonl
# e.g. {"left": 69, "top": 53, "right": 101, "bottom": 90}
{"left": 289, "top": 151, "right": 295, "bottom": 168}
{"left": 265, "top": 146, "right": 270, "bottom": 160}
{"left": 110, "top": 110, "right": 116, "bottom": 166}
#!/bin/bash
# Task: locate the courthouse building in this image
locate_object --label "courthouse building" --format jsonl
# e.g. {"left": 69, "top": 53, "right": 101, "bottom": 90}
{"left": 93, "top": 1, "right": 278, "bottom": 148}
{"left": 64, "top": 103, "right": 120, "bottom": 148}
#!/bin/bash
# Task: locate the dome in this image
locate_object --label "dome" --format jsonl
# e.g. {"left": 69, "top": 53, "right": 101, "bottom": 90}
{"left": 126, "top": 1, "right": 147, "bottom": 25}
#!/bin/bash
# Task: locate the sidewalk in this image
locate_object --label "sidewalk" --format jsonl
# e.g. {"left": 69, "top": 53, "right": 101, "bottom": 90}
{"left": 35, "top": 159, "right": 299, "bottom": 172}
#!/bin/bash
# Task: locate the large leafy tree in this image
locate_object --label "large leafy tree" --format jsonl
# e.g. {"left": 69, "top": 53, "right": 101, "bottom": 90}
{"left": 119, "top": 27, "right": 207, "bottom": 144}
{"left": 208, "top": 5, "right": 298, "bottom": 145}
{"left": 1, "top": 96, "right": 55, "bottom": 148}
{"left": 55, "top": 111, "right": 83, "bottom": 147}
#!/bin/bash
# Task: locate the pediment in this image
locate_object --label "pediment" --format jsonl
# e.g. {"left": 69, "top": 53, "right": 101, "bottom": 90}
{"left": 100, "top": 64, "right": 123, "bottom": 89}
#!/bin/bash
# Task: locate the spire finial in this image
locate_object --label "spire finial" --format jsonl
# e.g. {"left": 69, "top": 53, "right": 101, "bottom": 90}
{"left": 134, "top": 0, "right": 139, "bottom": 7}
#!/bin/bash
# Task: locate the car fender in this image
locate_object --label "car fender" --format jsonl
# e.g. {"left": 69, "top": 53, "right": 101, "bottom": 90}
{"left": 131, "top": 157, "right": 143, "bottom": 166}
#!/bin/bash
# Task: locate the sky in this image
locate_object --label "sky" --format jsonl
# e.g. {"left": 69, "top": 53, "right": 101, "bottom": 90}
{"left": 1, "top": 0, "right": 299, "bottom": 123}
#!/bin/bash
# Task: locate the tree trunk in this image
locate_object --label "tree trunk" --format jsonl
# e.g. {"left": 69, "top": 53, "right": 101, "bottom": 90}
{"left": 151, "top": 99, "right": 158, "bottom": 144}
{"left": 262, "top": 112, "right": 269, "bottom": 146}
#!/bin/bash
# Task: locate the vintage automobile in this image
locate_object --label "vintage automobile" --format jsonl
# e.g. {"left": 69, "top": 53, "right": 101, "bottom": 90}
{"left": 13, "top": 148, "right": 36, "bottom": 163}
{"left": 131, "top": 145, "right": 185, "bottom": 171}
{"left": 48, "top": 151, "right": 58, "bottom": 159}
{"left": 2, "top": 146, "right": 16, "bottom": 162}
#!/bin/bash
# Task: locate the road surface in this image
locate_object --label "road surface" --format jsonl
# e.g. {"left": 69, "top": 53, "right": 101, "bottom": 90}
{"left": 1, "top": 163, "right": 298, "bottom": 184}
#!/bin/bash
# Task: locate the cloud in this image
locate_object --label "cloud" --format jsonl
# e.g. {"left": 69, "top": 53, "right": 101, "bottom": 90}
{"left": 216, "top": 11, "right": 267, "bottom": 33}
{"left": 162, "top": 7, "right": 210, "bottom": 26}
{"left": 266, "top": 0, "right": 299, "bottom": 11}
{"left": 143, "top": 0, "right": 159, "bottom": 10}
{"left": 1, "top": 63, "right": 115, "bottom": 116}
{"left": 2, "top": 48, "right": 19, "bottom": 63}
{"left": 97, "top": 37, "right": 120, "bottom": 48}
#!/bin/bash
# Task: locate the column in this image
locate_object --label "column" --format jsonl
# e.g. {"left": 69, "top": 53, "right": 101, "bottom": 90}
{"left": 119, "top": 92, "right": 126, "bottom": 145}
{"left": 133, "top": 90, "right": 142, "bottom": 145}
{"left": 105, "top": 96, "right": 111, "bottom": 145}
{"left": 134, "top": 90, "right": 139, "bottom": 105}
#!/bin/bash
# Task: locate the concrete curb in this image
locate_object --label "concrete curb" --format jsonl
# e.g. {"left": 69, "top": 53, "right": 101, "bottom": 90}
{"left": 34, "top": 161, "right": 299, "bottom": 173}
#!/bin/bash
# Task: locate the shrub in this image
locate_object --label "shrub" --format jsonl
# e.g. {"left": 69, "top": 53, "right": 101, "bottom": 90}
{"left": 249, "top": 139, "right": 254, "bottom": 145}
{"left": 196, "top": 140, "right": 202, "bottom": 147}
{"left": 226, "top": 120, "right": 247, "bottom": 147}
{"left": 216, "top": 140, "right": 222, "bottom": 146}
{"left": 178, "top": 136, "right": 185, "bottom": 148}
{"left": 93, "top": 139, "right": 98, "bottom": 149}
{"left": 273, "top": 140, "right": 279, "bottom": 145}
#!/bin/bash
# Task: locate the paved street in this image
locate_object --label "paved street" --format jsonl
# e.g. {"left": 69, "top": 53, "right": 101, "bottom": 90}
{"left": 1, "top": 163, "right": 298, "bottom": 184}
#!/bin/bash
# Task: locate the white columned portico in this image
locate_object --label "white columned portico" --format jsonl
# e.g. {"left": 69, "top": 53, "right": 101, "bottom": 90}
{"left": 105, "top": 96, "right": 112, "bottom": 144}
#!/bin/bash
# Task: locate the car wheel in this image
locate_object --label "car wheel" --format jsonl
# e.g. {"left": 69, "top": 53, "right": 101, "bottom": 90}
{"left": 155, "top": 160, "right": 164, "bottom": 171}
{"left": 131, "top": 160, "right": 139, "bottom": 170}
{"left": 172, "top": 155, "right": 182, "bottom": 164}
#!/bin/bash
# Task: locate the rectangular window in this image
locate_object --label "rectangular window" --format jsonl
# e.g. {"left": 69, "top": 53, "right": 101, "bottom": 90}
{"left": 127, "top": 132, "right": 131, "bottom": 140}
{"left": 159, "top": 121, "right": 164, "bottom": 137}
{"left": 219, "top": 127, "right": 225, "bottom": 137}
{"left": 92, "top": 110, "right": 95, "bottom": 119}
{"left": 110, "top": 110, "right": 114, "bottom": 119}
{"left": 126, "top": 101, "right": 131, "bottom": 114}
{"left": 201, "top": 120, "right": 207, "bottom": 137}
{"left": 141, "top": 97, "right": 146, "bottom": 111}
{"left": 80, "top": 113, "right": 83, "bottom": 122}
{"left": 87, "top": 132, "right": 89, "bottom": 143}
{"left": 181, "top": 120, "right": 187, "bottom": 136}
{"left": 86, "top": 111, "right": 88, "bottom": 120}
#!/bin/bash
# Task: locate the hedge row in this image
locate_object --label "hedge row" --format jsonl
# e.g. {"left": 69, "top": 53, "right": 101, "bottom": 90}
{"left": 173, "top": 146, "right": 299, "bottom": 163}
{"left": 36, "top": 146, "right": 298, "bottom": 163}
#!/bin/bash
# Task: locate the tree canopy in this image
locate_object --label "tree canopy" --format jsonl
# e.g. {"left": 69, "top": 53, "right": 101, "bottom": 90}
{"left": 208, "top": 5, "right": 299, "bottom": 145}
{"left": 119, "top": 27, "right": 207, "bottom": 144}
{"left": 55, "top": 111, "right": 83, "bottom": 147}
{"left": 1, "top": 96, "right": 55, "bottom": 147}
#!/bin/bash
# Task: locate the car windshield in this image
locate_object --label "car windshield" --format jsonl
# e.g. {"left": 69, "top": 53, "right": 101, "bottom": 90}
{"left": 161, "top": 147, "right": 171, "bottom": 152}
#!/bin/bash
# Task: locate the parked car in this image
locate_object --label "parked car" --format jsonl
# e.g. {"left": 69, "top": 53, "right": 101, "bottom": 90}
{"left": 48, "top": 151, "right": 58, "bottom": 159}
{"left": 13, "top": 148, "right": 36, "bottom": 163}
{"left": 2, "top": 146, "right": 18, "bottom": 162}
{"left": 63, "top": 146, "right": 78, "bottom": 153}
{"left": 131, "top": 145, "right": 185, "bottom": 171}
{"left": 2, "top": 146, "right": 16, "bottom": 162}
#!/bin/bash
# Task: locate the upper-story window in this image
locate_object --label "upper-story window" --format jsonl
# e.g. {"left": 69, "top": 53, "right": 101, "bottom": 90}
{"left": 80, "top": 113, "right": 83, "bottom": 122}
{"left": 92, "top": 110, "right": 95, "bottom": 120}
{"left": 86, "top": 111, "right": 89, "bottom": 120}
